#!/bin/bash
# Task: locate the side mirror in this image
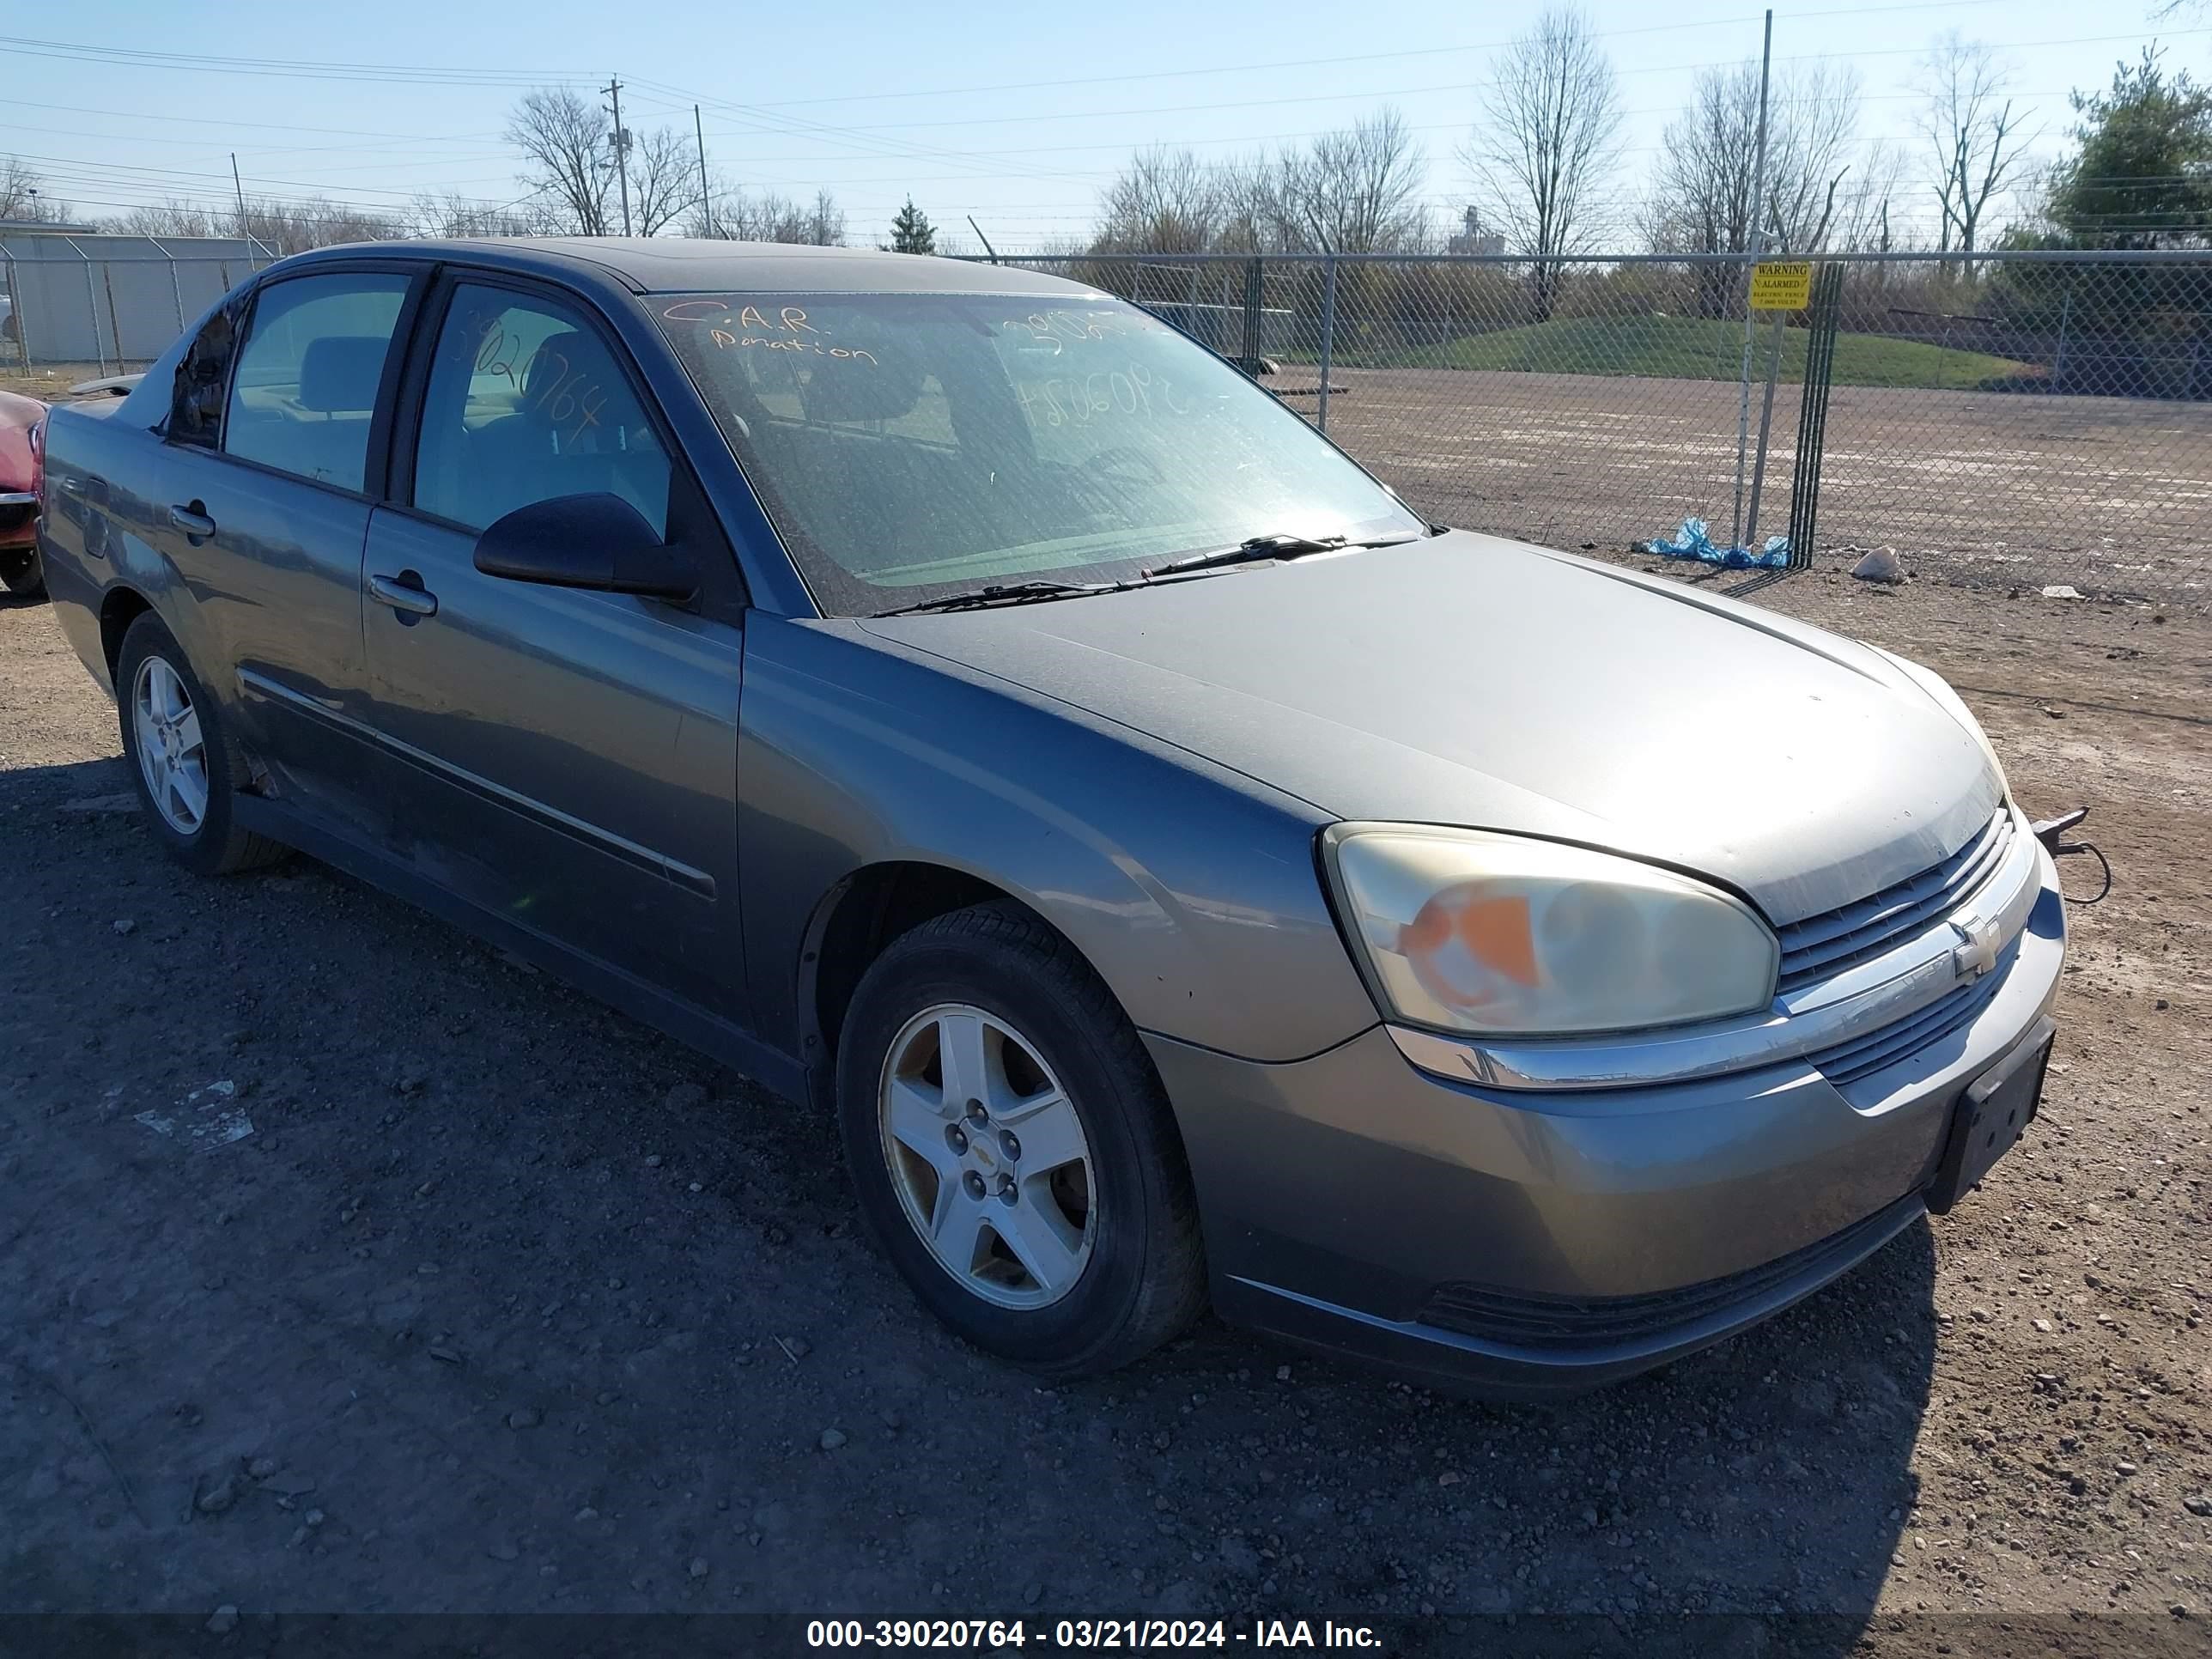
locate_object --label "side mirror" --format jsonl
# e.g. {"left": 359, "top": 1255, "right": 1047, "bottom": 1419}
{"left": 472, "top": 493, "right": 696, "bottom": 600}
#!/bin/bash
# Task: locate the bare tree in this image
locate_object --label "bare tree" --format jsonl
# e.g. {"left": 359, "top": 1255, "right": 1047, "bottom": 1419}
{"left": 0, "top": 155, "right": 69, "bottom": 223}
{"left": 507, "top": 87, "right": 615, "bottom": 235}
{"left": 410, "top": 188, "right": 561, "bottom": 239}
{"left": 1283, "top": 109, "right": 1430, "bottom": 253}
{"left": 1828, "top": 139, "right": 1916, "bottom": 253}
{"left": 1643, "top": 60, "right": 1865, "bottom": 310}
{"left": 108, "top": 194, "right": 400, "bottom": 252}
{"left": 1758, "top": 64, "right": 1863, "bottom": 252}
{"left": 1093, "top": 114, "right": 1425, "bottom": 258}
{"left": 685, "top": 178, "right": 848, "bottom": 245}
{"left": 1462, "top": 7, "right": 1625, "bottom": 318}
{"left": 805, "top": 189, "right": 846, "bottom": 248}
{"left": 1917, "top": 34, "right": 2033, "bottom": 262}
{"left": 1216, "top": 153, "right": 1302, "bottom": 253}
{"left": 242, "top": 198, "right": 404, "bottom": 253}
{"left": 107, "top": 199, "right": 219, "bottom": 237}
{"left": 627, "top": 127, "right": 704, "bottom": 237}
{"left": 1094, "top": 147, "right": 1225, "bottom": 253}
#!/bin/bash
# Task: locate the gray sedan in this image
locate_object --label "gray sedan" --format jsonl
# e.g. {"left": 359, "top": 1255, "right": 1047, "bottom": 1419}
{"left": 36, "top": 240, "right": 2067, "bottom": 1393}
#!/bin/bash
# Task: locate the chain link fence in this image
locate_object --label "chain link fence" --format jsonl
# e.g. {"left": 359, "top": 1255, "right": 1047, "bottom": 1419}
{"left": 6, "top": 236, "right": 2205, "bottom": 599}
{"left": 1, "top": 232, "right": 270, "bottom": 387}
{"left": 988, "top": 250, "right": 2212, "bottom": 602}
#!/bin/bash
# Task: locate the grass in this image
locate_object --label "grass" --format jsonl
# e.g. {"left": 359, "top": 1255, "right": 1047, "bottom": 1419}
{"left": 1358, "top": 313, "right": 2035, "bottom": 390}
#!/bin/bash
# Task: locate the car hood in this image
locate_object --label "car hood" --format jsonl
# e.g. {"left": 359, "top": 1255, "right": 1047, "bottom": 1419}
{"left": 859, "top": 532, "right": 2000, "bottom": 925}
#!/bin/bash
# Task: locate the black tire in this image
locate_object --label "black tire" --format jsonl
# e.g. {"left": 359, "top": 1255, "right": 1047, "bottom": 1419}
{"left": 836, "top": 902, "right": 1207, "bottom": 1378}
{"left": 0, "top": 545, "right": 42, "bottom": 599}
{"left": 114, "top": 611, "right": 288, "bottom": 876}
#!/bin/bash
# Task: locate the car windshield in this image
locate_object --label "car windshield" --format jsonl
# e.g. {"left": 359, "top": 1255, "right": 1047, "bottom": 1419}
{"left": 653, "top": 290, "right": 1426, "bottom": 616}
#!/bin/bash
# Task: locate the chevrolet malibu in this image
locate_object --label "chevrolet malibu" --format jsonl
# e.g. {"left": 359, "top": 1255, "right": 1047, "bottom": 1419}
{"left": 36, "top": 240, "right": 2068, "bottom": 1392}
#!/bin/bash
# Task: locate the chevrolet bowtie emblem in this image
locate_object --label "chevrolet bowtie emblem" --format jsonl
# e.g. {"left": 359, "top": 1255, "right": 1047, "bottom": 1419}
{"left": 1950, "top": 915, "right": 2003, "bottom": 981}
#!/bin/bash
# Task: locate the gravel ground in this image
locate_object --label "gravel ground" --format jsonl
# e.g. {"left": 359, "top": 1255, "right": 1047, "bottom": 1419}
{"left": 2, "top": 564, "right": 2208, "bottom": 1657}
{"left": 1310, "top": 368, "right": 2212, "bottom": 605}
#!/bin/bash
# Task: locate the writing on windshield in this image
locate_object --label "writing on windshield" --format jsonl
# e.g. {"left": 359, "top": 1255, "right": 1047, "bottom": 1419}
{"left": 661, "top": 300, "right": 879, "bottom": 366}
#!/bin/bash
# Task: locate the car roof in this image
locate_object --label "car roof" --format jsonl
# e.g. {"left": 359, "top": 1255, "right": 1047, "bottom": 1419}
{"left": 278, "top": 237, "right": 1103, "bottom": 298}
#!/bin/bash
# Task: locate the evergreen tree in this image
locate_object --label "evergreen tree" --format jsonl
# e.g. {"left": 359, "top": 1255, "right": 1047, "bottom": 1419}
{"left": 889, "top": 198, "right": 937, "bottom": 255}
{"left": 1996, "top": 49, "right": 2211, "bottom": 396}
{"left": 2045, "top": 47, "right": 2212, "bottom": 250}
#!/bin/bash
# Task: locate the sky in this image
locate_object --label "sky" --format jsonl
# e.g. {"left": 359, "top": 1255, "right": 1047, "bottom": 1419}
{"left": 8, "top": 0, "right": 2208, "bottom": 250}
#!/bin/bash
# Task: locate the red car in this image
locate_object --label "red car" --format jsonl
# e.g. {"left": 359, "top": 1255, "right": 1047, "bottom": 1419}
{"left": 1, "top": 387, "right": 48, "bottom": 598}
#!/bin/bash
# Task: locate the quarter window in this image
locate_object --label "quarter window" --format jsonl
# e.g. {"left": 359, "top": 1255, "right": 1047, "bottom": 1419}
{"left": 222, "top": 273, "right": 409, "bottom": 492}
{"left": 167, "top": 304, "right": 241, "bottom": 452}
{"left": 411, "top": 285, "right": 670, "bottom": 537}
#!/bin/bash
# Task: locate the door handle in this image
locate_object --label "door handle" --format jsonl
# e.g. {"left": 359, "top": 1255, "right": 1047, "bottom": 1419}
{"left": 368, "top": 572, "right": 439, "bottom": 617}
{"left": 168, "top": 503, "right": 216, "bottom": 538}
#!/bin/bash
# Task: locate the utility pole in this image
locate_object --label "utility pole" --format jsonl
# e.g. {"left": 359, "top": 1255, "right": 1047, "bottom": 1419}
{"left": 230, "top": 152, "right": 249, "bottom": 239}
{"left": 602, "top": 76, "right": 633, "bottom": 238}
{"left": 694, "top": 104, "right": 714, "bottom": 238}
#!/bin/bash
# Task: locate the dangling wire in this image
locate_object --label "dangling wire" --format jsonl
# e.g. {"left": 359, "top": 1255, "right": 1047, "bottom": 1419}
{"left": 2061, "top": 842, "right": 2112, "bottom": 906}
{"left": 2033, "top": 810, "right": 2112, "bottom": 906}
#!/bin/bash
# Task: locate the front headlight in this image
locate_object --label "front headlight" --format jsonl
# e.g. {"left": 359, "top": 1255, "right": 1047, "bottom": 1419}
{"left": 1878, "top": 650, "right": 2008, "bottom": 804}
{"left": 1322, "top": 825, "right": 1779, "bottom": 1038}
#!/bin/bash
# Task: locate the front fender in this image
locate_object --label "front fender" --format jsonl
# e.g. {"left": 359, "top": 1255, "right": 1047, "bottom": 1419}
{"left": 738, "top": 615, "right": 1380, "bottom": 1065}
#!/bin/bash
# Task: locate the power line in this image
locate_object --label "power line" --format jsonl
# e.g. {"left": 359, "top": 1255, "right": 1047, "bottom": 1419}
{"left": 0, "top": 34, "right": 593, "bottom": 87}
{"left": 673, "top": 90, "right": 2070, "bottom": 175}
{"left": 647, "top": 0, "right": 2033, "bottom": 112}
{"left": 12, "top": 17, "right": 2197, "bottom": 250}
{"left": 19, "top": 152, "right": 520, "bottom": 203}
{"left": 625, "top": 79, "right": 1093, "bottom": 187}
{"left": 0, "top": 4, "right": 2029, "bottom": 112}
{"left": 671, "top": 36, "right": 2154, "bottom": 140}
{"left": 3, "top": 97, "right": 501, "bottom": 144}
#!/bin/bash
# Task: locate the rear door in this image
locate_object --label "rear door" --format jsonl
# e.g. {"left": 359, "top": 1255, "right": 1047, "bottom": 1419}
{"left": 359, "top": 274, "right": 749, "bottom": 1012}
{"left": 155, "top": 266, "right": 421, "bottom": 830}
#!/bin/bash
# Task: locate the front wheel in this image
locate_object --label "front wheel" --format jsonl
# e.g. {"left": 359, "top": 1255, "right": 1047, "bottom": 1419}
{"left": 836, "top": 902, "right": 1206, "bottom": 1378}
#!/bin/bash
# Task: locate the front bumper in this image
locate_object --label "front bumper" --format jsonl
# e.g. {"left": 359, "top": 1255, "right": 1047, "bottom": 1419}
{"left": 1148, "top": 843, "right": 2066, "bottom": 1396}
{"left": 0, "top": 489, "right": 35, "bottom": 551}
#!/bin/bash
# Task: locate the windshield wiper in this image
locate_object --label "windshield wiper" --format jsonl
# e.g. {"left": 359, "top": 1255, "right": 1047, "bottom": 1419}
{"left": 872, "top": 579, "right": 1124, "bottom": 617}
{"left": 872, "top": 527, "right": 1430, "bottom": 616}
{"left": 1143, "top": 530, "right": 1422, "bottom": 580}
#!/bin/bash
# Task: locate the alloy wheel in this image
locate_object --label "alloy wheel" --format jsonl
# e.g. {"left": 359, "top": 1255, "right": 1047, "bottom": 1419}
{"left": 877, "top": 1002, "right": 1097, "bottom": 1310}
{"left": 132, "top": 655, "right": 210, "bottom": 836}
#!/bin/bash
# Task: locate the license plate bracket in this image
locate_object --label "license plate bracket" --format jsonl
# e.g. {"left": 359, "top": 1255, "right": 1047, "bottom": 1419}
{"left": 1928, "top": 1017, "right": 2055, "bottom": 1215}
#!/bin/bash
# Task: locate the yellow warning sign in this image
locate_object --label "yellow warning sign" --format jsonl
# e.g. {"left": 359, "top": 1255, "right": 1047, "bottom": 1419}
{"left": 1749, "top": 261, "right": 1814, "bottom": 312}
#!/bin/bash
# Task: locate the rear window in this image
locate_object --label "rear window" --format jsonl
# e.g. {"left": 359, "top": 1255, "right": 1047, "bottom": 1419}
{"left": 222, "top": 273, "right": 409, "bottom": 492}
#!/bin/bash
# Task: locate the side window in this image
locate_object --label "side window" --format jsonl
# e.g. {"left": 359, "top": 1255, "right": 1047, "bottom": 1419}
{"left": 167, "top": 302, "right": 242, "bottom": 451}
{"left": 222, "top": 273, "right": 410, "bottom": 492}
{"left": 412, "top": 284, "right": 670, "bottom": 537}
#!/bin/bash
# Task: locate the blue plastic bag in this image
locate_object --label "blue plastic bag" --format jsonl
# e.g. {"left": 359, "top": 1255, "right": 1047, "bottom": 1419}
{"left": 1639, "top": 517, "right": 1790, "bottom": 569}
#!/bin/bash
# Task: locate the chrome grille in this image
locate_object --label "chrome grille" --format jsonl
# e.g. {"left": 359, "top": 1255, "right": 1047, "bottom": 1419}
{"left": 1775, "top": 811, "right": 2014, "bottom": 994}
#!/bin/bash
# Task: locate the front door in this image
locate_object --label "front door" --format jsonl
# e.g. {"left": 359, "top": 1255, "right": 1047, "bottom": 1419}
{"left": 360, "top": 278, "right": 747, "bottom": 1012}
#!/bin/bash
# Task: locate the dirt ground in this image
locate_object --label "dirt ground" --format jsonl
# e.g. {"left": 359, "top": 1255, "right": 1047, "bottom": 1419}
{"left": 1312, "top": 368, "right": 2212, "bottom": 606}
{"left": 0, "top": 367, "right": 126, "bottom": 402}
{"left": 2, "top": 562, "right": 2209, "bottom": 1656}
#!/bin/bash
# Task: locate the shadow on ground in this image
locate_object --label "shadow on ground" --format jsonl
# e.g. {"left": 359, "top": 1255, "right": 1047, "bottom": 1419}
{"left": 1, "top": 753, "right": 1936, "bottom": 1651}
